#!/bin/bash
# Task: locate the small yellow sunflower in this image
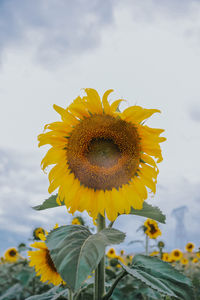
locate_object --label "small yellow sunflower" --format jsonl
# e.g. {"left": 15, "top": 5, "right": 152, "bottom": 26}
{"left": 196, "top": 252, "right": 200, "bottom": 258}
{"left": 144, "top": 219, "right": 161, "bottom": 239}
{"left": 181, "top": 258, "right": 188, "bottom": 265}
{"left": 107, "top": 248, "right": 117, "bottom": 258}
{"left": 185, "top": 242, "right": 195, "bottom": 253}
{"left": 33, "top": 227, "right": 45, "bottom": 240}
{"left": 71, "top": 218, "right": 81, "bottom": 225}
{"left": 192, "top": 258, "right": 198, "bottom": 264}
{"left": 71, "top": 216, "right": 84, "bottom": 225}
{"left": 162, "top": 253, "right": 171, "bottom": 262}
{"left": 4, "top": 248, "right": 19, "bottom": 263}
{"left": 171, "top": 249, "right": 183, "bottom": 261}
{"left": 28, "top": 242, "right": 64, "bottom": 286}
{"left": 38, "top": 89, "right": 165, "bottom": 221}
{"left": 120, "top": 250, "right": 124, "bottom": 256}
{"left": 149, "top": 251, "right": 159, "bottom": 257}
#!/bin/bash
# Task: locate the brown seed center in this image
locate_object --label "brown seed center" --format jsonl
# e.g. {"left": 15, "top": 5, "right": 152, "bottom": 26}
{"left": 45, "top": 249, "right": 57, "bottom": 273}
{"left": 67, "top": 114, "right": 141, "bottom": 190}
{"left": 149, "top": 224, "right": 157, "bottom": 234}
{"left": 86, "top": 138, "right": 121, "bottom": 168}
{"left": 9, "top": 250, "right": 17, "bottom": 257}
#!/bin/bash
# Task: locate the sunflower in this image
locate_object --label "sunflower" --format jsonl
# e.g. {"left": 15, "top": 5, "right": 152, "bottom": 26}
{"left": 107, "top": 248, "right": 117, "bottom": 258}
{"left": 28, "top": 242, "right": 65, "bottom": 285}
{"left": 144, "top": 219, "right": 161, "bottom": 239}
{"left": 181, "top": 258, "right": 188, "bottom": 265}
{"left": 196, "top": 252, "right": 200, "bottom": 258}
{"left": 120, "top": 250, "right": 124, "bottom": 256}
{"left": 185, "top": 242, "right": 195, "bottom": 253}
{"left": 71, "top": 216, "right": 84, "bottom": 225}
{"left": 171, "top": 249, "right": 183, "bottom": 261}
{"left": 162, "top": 253, "right": 171, "bottom": 262}
{"left": 192, "top": 258, "right": 198, "bottom": 264}
{"left": 71, "top": 217, "right": 81, "bottom": 225}
{"left": 4, "top": 248, "right": 19, "bottom": 263}
{"left": 33, "top": 227, "right": 45, "bottom": 240}
{"left": 149, "top": 251, "right": 159, "bottom": 257}
{"left": 38, "top": 89, "right": 165, "bottom": 221}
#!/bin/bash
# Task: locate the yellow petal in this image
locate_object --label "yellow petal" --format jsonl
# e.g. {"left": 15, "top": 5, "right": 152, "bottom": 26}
{"left": 122, "top": 106, "right": 161, "bottom": 123}
{"left": 141, "top": 154, "right": 157, "bottom": 169}
{"left": 68, "top": 96, "right": 90, "bottom": 119}
{"left": 44, "top": 121, "right": 72, "bottom": 134}
{"left": 53, "top": 104, "right": 78, "bottom": 125}
{"left": 102, "top": 89, "right": 113, "bottom": 114}
{"left": 110, "top": 99, "right": 124, "bottom": 112}
{"left": 84, "top": 88, "right": 103, "bottom": 114}
{"left": 40, "top": 148, "right": 66, "bottom": 171}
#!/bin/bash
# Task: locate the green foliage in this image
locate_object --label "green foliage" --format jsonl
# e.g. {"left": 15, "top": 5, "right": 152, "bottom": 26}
{"left": 46, "top": 225, "right": 125, "bottom": 292}
{"left": 127, "top": 202, "right": 166, "bottom": 224}
{"left": 33, "top": 195, "right": 60, "bottom": 211}
{"left": 0, "top": 260, "right": 50, "bottom": 300}
{"left": 26, "top": 286, "right": 68, "bottom": 300}
{"left": 120, "top": 254, "right": 195, "bottom": 300}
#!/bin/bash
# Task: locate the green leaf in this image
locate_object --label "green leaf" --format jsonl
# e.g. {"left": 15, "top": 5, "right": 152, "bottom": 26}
{"left": 25, "top": 286, "right": 67, "bottom": 300}
{"left": 128, "top": 202, "right": 166, "bottom": 224}
{"left": 32, "top": 194, "right": 63, "bottom": 211}
{"left": 0, "top": 284, "right": 22, "bottom": 300}
{"left": 120, "top": 254, "right": 194, "bottom": 300}
{"left": 46, "top": 225, "right": 126, "bottom": 292}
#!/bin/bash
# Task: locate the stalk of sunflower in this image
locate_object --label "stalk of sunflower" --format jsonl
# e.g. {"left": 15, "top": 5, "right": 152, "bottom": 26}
{"left": 38, "top": 89, "right": 165, "bottom": 299}
{"left": 143, "top": 219, "right": 162, "bottom": 255}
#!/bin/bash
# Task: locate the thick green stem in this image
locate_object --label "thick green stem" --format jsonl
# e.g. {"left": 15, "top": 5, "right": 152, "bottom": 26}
{"left": 145, "top": 234, "right": 149, "bottom": 255}
{"left": 94, "top": 214, "right": 106, "bottom": 300}
{"left": 69, "top": 289, "right": 73, "bottom": 300}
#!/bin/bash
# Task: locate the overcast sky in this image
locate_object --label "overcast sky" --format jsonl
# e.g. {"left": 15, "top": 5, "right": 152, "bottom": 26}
{"left": 0, "top": 0, "right": 200, "bottom": 255}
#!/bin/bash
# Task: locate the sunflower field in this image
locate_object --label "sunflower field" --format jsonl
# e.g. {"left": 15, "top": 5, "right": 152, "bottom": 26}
{"left": 1, "top": 89, "right": 199, "bottom": 300}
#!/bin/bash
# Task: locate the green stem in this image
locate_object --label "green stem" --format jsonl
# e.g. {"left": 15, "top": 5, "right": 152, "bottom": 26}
{"left": 94, "top": 214, "right": 106, "bottom": 300}
{"left": 145, "top": 234, "right": 149, "bottom": 255}
{"left": 103, "top": 271, "right": 126, "bottom": 300}
{"left": 69, "top": 289, "right": 73, "bottom": 300}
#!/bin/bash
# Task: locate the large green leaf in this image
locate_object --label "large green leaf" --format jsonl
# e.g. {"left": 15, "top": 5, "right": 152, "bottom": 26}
{"left": 32, "top": 194, "right": 62, "bottom": 211}
{"left": 120, "top": 254, "right": 194, "bottom": 299}
{"left": 127, "top": 202, "right": 166, "bottom": 224}
{"left": 46, "top": 225, "right": 125, "bottom": 292}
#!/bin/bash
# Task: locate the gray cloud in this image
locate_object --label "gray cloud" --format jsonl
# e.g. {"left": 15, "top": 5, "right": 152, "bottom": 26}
{"left": 189, "top": 104, "right": 200, "bottom": 122}
{"left": 1, "top": 0, "right": 200, "bottom": 67}
{"left": 0, "top": 0, "right": 114, "bottom": 66}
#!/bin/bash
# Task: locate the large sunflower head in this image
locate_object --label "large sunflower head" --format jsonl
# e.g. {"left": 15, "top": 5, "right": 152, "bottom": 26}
{"left": 144, "top": 219, "right": 161, "bottom": 239}
{"left": 28, "top": 242, "right": 65, "bottom": 286}
{"left": 38, "top": 89, "right": 166, "bottom": 221}
{"left": 185, "top": 242, "right": 195, "bottom": 253}
{"left": 4, "top": 248, "right": 19, "bottom": 263}
{"left": 171, "top": 249, "right": 183, "bottom": 261}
